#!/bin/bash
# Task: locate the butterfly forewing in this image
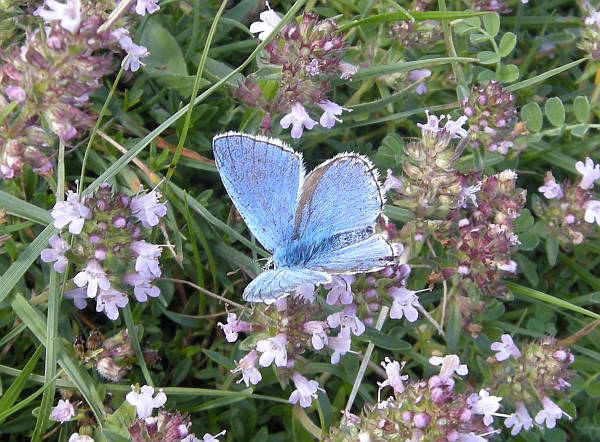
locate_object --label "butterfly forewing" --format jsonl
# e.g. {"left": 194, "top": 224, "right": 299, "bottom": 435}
{"left": 213, "top": 132, "right": 304, "bottom": 253}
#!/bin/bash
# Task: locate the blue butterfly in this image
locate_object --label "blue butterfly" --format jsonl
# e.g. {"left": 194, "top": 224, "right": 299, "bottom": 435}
{"left": 213, "top": 132, "right": 396, "bottom": 302}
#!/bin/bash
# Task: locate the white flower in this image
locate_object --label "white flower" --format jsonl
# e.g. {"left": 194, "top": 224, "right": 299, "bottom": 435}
{"left": 41, "top": 234, "right": 70, "bottom": 273}
{"left": 303, "top": 321, "right": 328, "bottom": 350}
{"left": 289, "top": 372, "right": 321, "bottom": 408}
{"left": 126, "top": 385, "right": 167, "bottom": 419}
{"left": 119, "top": 36, "right": 149, "bottom": 72}
{"left": 318, "top": 100, "right": 352, "bottom": 129}
{"left": 534, "top": 396, "right": 565, "bottom": 429}
{"left": 122, "top": 272, "right": 160, "bottom": 302}
{"left": 584, "top": 200, "right": 600, "bottom": 225}
{"left": 68, "top": 434, "right": 95, "bottom": 442}
{"left": 539, "top": 179, "right": 564, "bottom": 199}
{"left": 505, "top": 402, "right": 534, "bottom": 435}
{"left": 280, "top": 102, "right": 317, "bottom": 139}
{"left": 388, "top": 287, "right": 420, "bottom": 322}
{"left": 73, "top": 260, "right": 111, "bottom": 298}
{"left": 327, "top": 305, "right": 365, "bottom": 339}
{"left": 130, "top": 241, "right": 162, "bottom": 278}
{"left": 50, "top": 399, "right": 75, "bottom": 423}
{"left": 377, "top": 358, "right": 407, "bottom": 394}
{"left": 468, "top": 389, "right": 501, "bottom": 426}
{"left": 51, "top": 191, "right": 92, "bottom": 234}
{"left": 575, "top": 157, "right": 600, "bottom": 189}
{"left": 96, "top": 287, "right": 129, "bottom": 320}
{"left": 64, "top": 287, "right": 88, "bottom": 309}
{"left": 490, "top": 334, "right": 521, "bottom": 361}
{"left": 130, "top": 189, "right": 167, "bottom": 227}
{"left": 256, "top": 334, "right": 288, "bottom": 367}
{"left": 429, "top": 354, "right": 468, "bottom": 381}
{"left": 382, "top": 169, "right": 403, "bottom": 193}
{"left": 327, "top": 335, "right": 351, "bottom": 364}
{"left": 135, "top": 0, "right": 160, "bottom": 16}
{"left": 34, "top": 0, "right": 81, "bottom": 34}
{"left": 249, "top": 3, "right": 282, "bottom": 41}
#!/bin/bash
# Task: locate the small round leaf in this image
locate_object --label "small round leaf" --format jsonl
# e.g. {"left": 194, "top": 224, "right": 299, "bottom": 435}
{"left": 574, "top": 96, "right": 590, "bottom": 123}
{"left": 521, "top": 102, "right": 543, "bottom": 132}
{"left": 545, "top": 97, "right": 565, "bottom": 127}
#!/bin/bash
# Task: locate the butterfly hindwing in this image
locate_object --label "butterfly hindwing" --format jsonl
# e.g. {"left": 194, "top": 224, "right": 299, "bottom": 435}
{"left": 243, "top": 267, "right": 332, "bottom": 302}
{"left": 213, "top": 132, "right": 303, "bottom": 253}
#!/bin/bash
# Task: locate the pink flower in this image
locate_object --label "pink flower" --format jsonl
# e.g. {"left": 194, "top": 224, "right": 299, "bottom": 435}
{"left": 34, "top": 0, "right": 81, "bottom": 33}
{"left": 328, "top": 335, "right": 351, "bottom": 364}
{"left": 130, "top": 241, "right": 162, "bottom": 278}
{"left": 303, "top": 321, "right": 328, "bottom": 350}
{"left": 280, "top": 102, "right": 317, "bottom": 139}
{"left": 256, "top": 334, "right": 288, "bottom": 367}
{"left": 135, "top": 0, "right": 160, "bottom": 15}
{"left": 382, "top": 169, "right": 403, "bottom": 193}
{"left": 119, "top": 36, "right": 149, "bottom": 72}
{"left": 289, "top": 372, "right": 321, "bottom": 408}
{"left": 468, "top": 389, "right": 501, "bottom": 425}
{"left": 126, "top": 385, "right": 167, "bottom": 419}
{"left": 233, "top": 351, "right": 262, "bottom": 386}
{"left": 217, "top": 312, "right": 251, "bottom": 343}
{"left": 490, "top": 334, "right": 521, "bottom": 361}
{"left": 325, "top": 275, "right": 355, "bottom": 305}
{"left": 575, "top": 157, "right": 600, "bottom": 189}
{"left": 50, "top": 399, "right": 75, "bottom": 423}
{"left": 6, "top": 86, "right": 25, "bottom": 103}
{"left": 327, "top": 305, "right": 365, "bottom": 339}
{"left": 534, "top": 396, "right": 565, "bottom": 429}
{"left": 429, "top": 355, "right": 468, "bottom": 381}
{"left": 318, "top": 100, "right": 352, "bottom": 129}
{"left": 407, "top": 69, "right": 431, "bottom": 94}
{"left": 388, "top": 287, "right": 420, "bottom": 322}
{"left": 539, "top": 179, "right": 564, "bottom": 199}
{"left": 41, "top": 234, "right": 70, "bottom": 273}
{"left": 122, "top": 272, "right": 160, "bottom": 302}
{"left": 249, "top": 4, "right": 282, "bottom": 41}
{"left": 584, "top": 199, "right": 600, "bottom": 225}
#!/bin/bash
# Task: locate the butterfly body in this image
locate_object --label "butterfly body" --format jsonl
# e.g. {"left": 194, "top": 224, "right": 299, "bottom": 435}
{"left": 213, "top": 132, "right": 396, "bottom": 302}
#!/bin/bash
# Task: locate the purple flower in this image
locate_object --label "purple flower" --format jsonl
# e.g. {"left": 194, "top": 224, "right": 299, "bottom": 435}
{"left": 327, "top": 305, "right": 365, "bottom": 339}
{"left": 73, "top": 260, "right": 111, "bottom": 298}
{"left": 328, "top": 335, "right": 351, "bottom": 364}
{"left": 64, "top": 287, "right": 88, "bottom": 309}
{"left": 122, "top": 272, "right": 160, "bottom": 302}
{"left": 293, "top": 282, "right": 316, "bottom": 302}
{"left": 6, "top": 86, "right": 25, "bottom": 103}
{"left": 534, "top": 396, "right": 565, "bottom": 429}
{"left": 377, "top": 357, "right": 408, "bottom": 394}
{"left": 303, "top": 321, "right": 328, "bottom": 350}
{"left": 217, "top": 312, "right": 251, "bottom": 343}
{"left": 130, "top": 240, "right": 162, "bottom": 278}
{"left": 584, "top": 200, "right": 600, "bottom": 225}
{"left": 126, "top": 385, "right": 167, "bottom": 419}
{"left": 280, "top": 102, "right": 317, "bottom": 139}
{"left": 249, "top": 5, "right": 282, "bottom": 41}
{"left": 317, "top": 100, "right": 352, "bottom": 129}
{"left": 130, "top": 189, "right": 167, "bottom": 227}
{"left": 289, "top": 372, "right": 321, "bottom": 408}
{"left": 135, "top": 0, "right": 160, "bottom": 15}
{"left": 382, "top": 169, "right": 403, "bottom": 193}
{"left": 51, "top": 191, "right": 92, "bottom": 235}
{"left": 233, "top": 351, "right": 262, "bottom": 386}
{"left": 407, "top": 69, "right": 431, "bottom": 94}
{"left": 325, "top": 275, "right": 355, "bottom": 305}
{"left": 468, "top": 389, "right": 501, "bottom": 425}
{"left": 41, "top": 234, "right": 70, "bottom": 273}
{"left": 388, "top": 287, "right": 420, "bottom": 322}
{"left": 256, "top": 334, "right": 288, "bottom": 367}
{"left": 490, "top": 334, "right": 521, "bottom": 361}
{"left": 50, "top": 399, "right": 75, "bottom": 423}
{"left": 505, "top": 402, "right": 533, "bottom": 435}
{"left": 34, "top": 0, "right": 81, "bottom": 34}
{"left": 119, "top": 36, "right": 149, "bottom": 72}
{"left": 96, "top": 287, "right": 129, "bottom": 320}
{"left": 539, "top": 179, "right": 564, "bottom": 199}
{"left": 575, "top": 157, "right": 600, "bottom": 189}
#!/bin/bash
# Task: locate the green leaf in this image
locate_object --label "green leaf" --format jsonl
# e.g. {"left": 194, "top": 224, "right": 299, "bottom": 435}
{"left": 477, "top": 51, "right": 499, "bottom": 65}
{"left": 140, "top": 18, "right": 188, "bottom": 75}
{"left": 571, "top": 124, "right": 590, "bottom": 138}
{"left": 545, "top": 97, "right": 565, "bottom": 126}
{"left": 521, "top": 102, "right": 543, "bottom": 132}
{"left": 574, "top": 96, "right": 590, "bottom": 123}
{"left": 357, "top": 328, "right": 412, "bottom": 351}
{"left": 546, "top": 235, "right": 559, "bottom": 266}
{"left": 498, "top": 32, "right": 517, "bottom": 57}
{"left": 498, "top": 64, "right": 519, "bottom": 83}
{"left": 483, "top": 13, "right": 500, "bottom": 37}
{"left": 478, "top": 69, "right": 495, "bottom": 83}
{"left": 470, "top": 33, "right": 489, "bottom": 44}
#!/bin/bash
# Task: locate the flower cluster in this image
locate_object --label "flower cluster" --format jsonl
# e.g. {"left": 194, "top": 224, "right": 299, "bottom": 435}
{"left": 237, "top": 6, "right": 357, "bottom": 138}
{"left": 0, "top": 0, "right": 155, "bottom": 179}
{"left": 469, "top": 0, "right": 512, "bottom": 13}
{"left": 41, "top": 183, "right": 167, "bottom": 320}
{"left": 73, "top": 329, "right": 159, "bottom": 382}
{"left": 126, "top": 385, "right": 225, "bottom": 442}
{"left": 460, "top": 80, "right": 518, "bottom": 154}
{"left": 579, "top": 1, "right": 600, "bottom": 60}
{"left": 532, "top": 158, "right": 600, "bottom": 246}
{"left": 387, "top": 1, "right": 442, "bottom": 49}
{"left": 488, "top": 335, "right": 574, "bottom": 435}
{"left": 326, "top": 355, "right": 500, "bottom": 441}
